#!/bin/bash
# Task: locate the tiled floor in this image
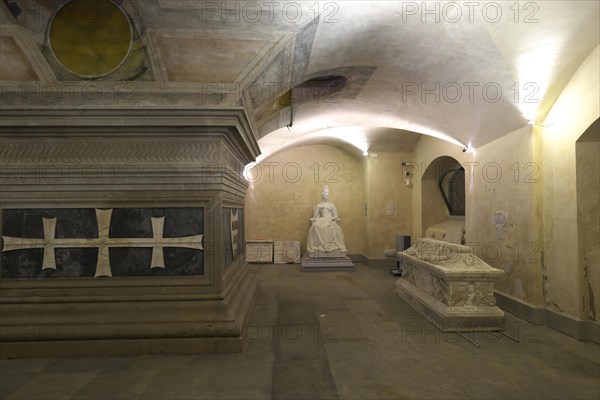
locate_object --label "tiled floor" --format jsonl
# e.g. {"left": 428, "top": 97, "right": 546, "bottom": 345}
{"left": 1, "top": 263, "right": 599, "bottom": 399}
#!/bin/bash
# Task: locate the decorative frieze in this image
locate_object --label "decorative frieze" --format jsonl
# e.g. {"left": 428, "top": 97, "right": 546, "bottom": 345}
{"left": 0, "top": 138, "right": 221, "bottom": 164}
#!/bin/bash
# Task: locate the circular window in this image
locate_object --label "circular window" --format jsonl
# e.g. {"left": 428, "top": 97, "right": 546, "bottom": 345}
{"left": 49, "top": 0, "right": 132, "bottom": 77}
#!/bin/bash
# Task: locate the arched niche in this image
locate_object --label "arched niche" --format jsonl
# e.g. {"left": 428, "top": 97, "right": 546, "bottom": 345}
{"left": 576, "top": 117, "right": 599, "bottom": 321}
{"left": 421, "top": 155, "right": 465, "bottom": 241}
{"left": 244, "top": 144, "right": 365, "bottom": 256}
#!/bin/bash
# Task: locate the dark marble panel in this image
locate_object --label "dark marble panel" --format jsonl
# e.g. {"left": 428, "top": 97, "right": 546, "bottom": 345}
{"left": 2, "top": 209, "right": 99, "bottom": 239}
{"left": 1, "top": 247, "right": 99, "bottom": 279}
{"left": 1, "top": 208, "right": 204, "bottom": 279}
{"left": 2, "top": 248, "right": 43, "bottom": 279}
{"left": 110, "top": 209, "right": 153, "bottom": 238}
{"left": 109, "top": 247, "right": 203, "bottom": 277}
{"left": 163, "top": 248, "right": 204, "bottom": 276}
{"left": 54, "top": 248, "right": 98, "bottom": 278}
{"left": 109, "top": 208, "right": 204, "bottom": 238}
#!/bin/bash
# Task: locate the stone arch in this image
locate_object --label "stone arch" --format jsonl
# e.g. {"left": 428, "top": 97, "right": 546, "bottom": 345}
{"left": 420, "top": 155, "right": 465, "bottom": 239}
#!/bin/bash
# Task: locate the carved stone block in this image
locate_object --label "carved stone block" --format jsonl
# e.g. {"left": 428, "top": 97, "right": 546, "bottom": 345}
{"left": 395, "top": 238, "right": 505, "bottom": 332}
{"left": 246, "top": 240, "right": 273, "bottom": 263}
{"left": 274, "top": 241, "right": 301, "bottom": 264}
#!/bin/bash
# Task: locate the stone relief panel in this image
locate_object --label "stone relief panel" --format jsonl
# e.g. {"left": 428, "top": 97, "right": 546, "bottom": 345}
{"left": 1, "top": 207, "right": 204, "bottom": 279}
{"left": 274, "top": 241, "right": 301, "bottom": 264}
{"left": 222, "top": 208, "right": 244, "bottom": 268}
{"left": 448, "top": 281, "right": 496, "bottom": 307}
{"left": 431, "top": 275, "right": 451, "bottom": 305}
{"left": 404, "top": 263, "right": 451, "bottom": 305}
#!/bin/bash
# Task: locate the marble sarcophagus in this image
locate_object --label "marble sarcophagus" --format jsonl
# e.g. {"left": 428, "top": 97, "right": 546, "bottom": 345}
{"left": 395, "top": 238, "right": 505, "bottom": 332}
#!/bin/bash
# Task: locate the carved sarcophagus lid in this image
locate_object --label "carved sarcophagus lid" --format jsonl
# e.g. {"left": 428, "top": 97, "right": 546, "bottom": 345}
{"left": 399, "top": 238, "right": 505, "bottom": 281}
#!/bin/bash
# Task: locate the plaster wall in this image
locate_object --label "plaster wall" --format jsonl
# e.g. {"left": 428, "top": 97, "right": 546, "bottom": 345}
{"left": 465, "top": 126, "right": 543, "bottom": 306}
{"left": 576, "top": 133, "right": 600, "bottom": 321}
{"left": 363, "top": 153, "right": 413, "bottom": 258}
{"left": 363, "top": 154, "right": 372, "bottom": 256}
{"left": 245, "top": 145, "right": 365, "bottom": 255}
{"left": 244, "top": 146, "right": 415, "bottom": 260}
{"left": 541, "top": 45, "right": 600, "bottom": 318}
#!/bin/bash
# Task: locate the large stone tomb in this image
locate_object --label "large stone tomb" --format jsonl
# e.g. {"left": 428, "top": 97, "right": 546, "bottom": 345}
{"left": 0, "top": 109, "right": 260, "bottom": 358}
{"left": 395, "top": 238, "right": 505, "bottom": 332}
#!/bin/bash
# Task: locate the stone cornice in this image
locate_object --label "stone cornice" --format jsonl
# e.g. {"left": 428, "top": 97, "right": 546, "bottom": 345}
{"left": 0, "top": 108, "right": 261, "bottom": 164}
{"left": 1, "top": 138, "right": 221, "bottom": 163}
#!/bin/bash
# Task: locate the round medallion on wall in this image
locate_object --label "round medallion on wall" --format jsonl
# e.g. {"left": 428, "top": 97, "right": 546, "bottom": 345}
{"left": 49, "top": 0, "right": 132, "bottom": 78}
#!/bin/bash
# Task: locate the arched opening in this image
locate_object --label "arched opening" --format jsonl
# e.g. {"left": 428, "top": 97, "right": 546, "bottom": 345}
{"left": 576, "top": 118, "right": 599, "bottom": 321}
{"left": 420, "top": 156, "right": 465, "bottom": 244}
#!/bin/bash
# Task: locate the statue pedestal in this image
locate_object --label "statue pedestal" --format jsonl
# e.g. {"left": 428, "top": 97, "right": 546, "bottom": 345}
{"left": 307, "top": 250, "right": 347, "bottom": 258}
{"left": 301, "top": 254, "right": 355, "bottom": 272}
{"left": 395, "top": 239, "right": 504, "bottom": 332}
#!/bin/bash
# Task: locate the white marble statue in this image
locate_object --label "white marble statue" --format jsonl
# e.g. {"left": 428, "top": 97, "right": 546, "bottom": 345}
{"left": 307, "top": 186, "right": 347, "bottom": 258}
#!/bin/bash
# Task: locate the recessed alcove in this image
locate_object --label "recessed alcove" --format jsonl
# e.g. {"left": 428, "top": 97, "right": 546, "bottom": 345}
{"left": 420, "top": 156, "right": 465, "bottom": 241}
{"left": 576, "top": 118, "right": 600, "bottom": 321}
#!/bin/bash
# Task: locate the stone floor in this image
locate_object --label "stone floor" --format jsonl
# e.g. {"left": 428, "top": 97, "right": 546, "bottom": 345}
{"left": 1, "top": 263, "right": 599, "bottom": 400}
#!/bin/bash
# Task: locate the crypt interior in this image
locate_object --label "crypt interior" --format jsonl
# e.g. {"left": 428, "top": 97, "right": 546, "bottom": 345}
{"left": 0, "top": 1, "right": 599, "bottom": 399}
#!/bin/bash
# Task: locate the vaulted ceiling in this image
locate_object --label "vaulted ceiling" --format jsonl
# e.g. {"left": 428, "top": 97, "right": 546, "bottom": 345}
{"left": 1, "top": 0, "right": 598, "bottom": 159}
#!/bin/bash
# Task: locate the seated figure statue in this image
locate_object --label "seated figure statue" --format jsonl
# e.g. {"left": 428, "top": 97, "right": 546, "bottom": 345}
{"left": 307, "top": 185, "right": 348, "bottom": 258}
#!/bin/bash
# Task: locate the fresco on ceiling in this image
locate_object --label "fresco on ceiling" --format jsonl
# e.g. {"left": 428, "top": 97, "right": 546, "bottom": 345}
{"left": 242, "top": 14, "right": 377, "bottom": 137}
{"left": 4, "top": 0, "right": 154, "bottom": 81}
